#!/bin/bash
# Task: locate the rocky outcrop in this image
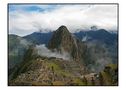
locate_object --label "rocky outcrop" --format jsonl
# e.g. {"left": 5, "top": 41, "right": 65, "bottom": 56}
{"left": 48, "top": 25, "right": 87, "bottom": 64}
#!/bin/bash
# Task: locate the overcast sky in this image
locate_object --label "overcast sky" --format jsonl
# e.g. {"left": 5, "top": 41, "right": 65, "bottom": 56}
{"left": 9, "top": 4, "right": 118, "bottom": 36}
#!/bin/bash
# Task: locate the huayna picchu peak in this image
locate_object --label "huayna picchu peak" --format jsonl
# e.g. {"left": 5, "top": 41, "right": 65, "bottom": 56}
{"left": 56, "top": 25, "right": 70, "bottom": 33}
{"left": 48, "top": 26, "right": 87, "bottom": 64}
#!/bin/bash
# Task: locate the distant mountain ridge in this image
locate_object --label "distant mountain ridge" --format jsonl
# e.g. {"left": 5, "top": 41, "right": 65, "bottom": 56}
{"left": 74, "top": 29, "right": 118, "bottom": 45}
{"left": 23, "top": 31, "right": 53, "bottom": 45}
{"left": 22, "top": 29, "right": 117, "bottom": 46}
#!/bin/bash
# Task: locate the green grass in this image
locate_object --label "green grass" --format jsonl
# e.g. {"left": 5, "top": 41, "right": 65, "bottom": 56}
{"left": 47, "top": 61, "right": 61, "bottom": 70}
{"left": 106, "top": 64, "right": 117, "bottom": 70}
{"left": 73, "top": 78, "right": 87, "bottom": 85}
{"left": 101, "top": 71, "right": 113, "bottom": 85}
{"left": 47, "top": 60, "right": 72, "bottom": 77}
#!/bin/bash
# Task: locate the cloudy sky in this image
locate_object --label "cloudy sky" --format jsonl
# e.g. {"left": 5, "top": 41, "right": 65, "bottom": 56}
{"left": 9, "top": 4, "right": 118, "bottom": 36}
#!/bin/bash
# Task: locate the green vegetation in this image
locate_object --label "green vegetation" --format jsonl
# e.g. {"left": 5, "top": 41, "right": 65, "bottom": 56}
{"left": 100, "top": 71, "right": 113, "bottom": 85}
{"left": 72, "top": 78, "right": 87, "bottom": 85}
{"left": 106, "top": 64, "right": 117, "bottom": 70}
{"left": 8, "top": 35, "right": 30, "bottom": 70}
{"left": 99, "top": 64, "right": 118, "bottom": 85}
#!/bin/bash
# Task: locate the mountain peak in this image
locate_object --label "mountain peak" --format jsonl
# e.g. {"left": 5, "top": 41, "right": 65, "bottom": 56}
{"left": 55, "top": 25, "right": 70, "bottom": 35}
{"left": 47, "top": 25, "right": 72, "bottom": 50}
{"left": 58, "top": 25, "right": 68, "bottom": 30}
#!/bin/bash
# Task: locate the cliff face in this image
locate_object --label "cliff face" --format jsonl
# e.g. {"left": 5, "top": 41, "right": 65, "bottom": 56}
{"left": 48, "top": 25, "right": 71, "bottom": 50}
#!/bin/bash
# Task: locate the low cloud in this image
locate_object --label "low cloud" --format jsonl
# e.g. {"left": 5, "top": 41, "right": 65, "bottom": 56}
{"left": 19, "top": 38, "right": 31, "bottom": 46}
{"left": 35, "top": 44, "right": 71, "bottom": 60}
